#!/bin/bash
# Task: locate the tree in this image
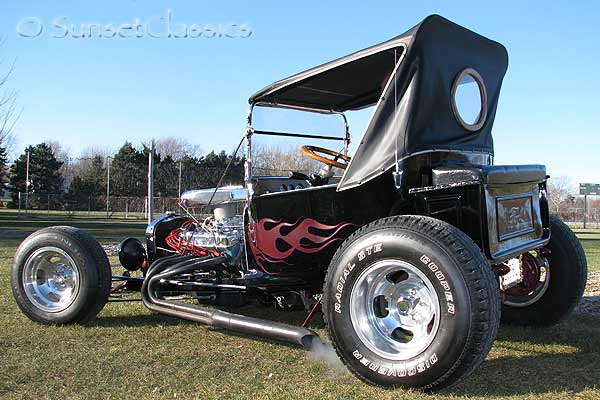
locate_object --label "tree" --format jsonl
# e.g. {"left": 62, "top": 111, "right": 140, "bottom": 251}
{"left": 0, "top": 145, "right": 7, "bottom": 195}
{"left": 44, "top": 139, "right": 72, "bottom": 185}
{"left": 1, "top": 45, "right": 20, "bottom": 198}
{"left": 66, "top": 146, "right": 111, "bottom": 182}
{"left": 547, "top": 175, "right": 575, "bottom": 214}
{"left": 68, "top": 155, "right": 106, "bottom": 196}
{"left": 63, "top": 154, "right": 108, "bottom": 212}
{"left": 252, "top": 143, "right": 324, "bottom": 176}
{"left": 154, "top": 154, "right": 177, "bottom": 197}
{"left": 198, "top": 150, "right": 244, "bottom": 188}
{"left": 153, "top": 136, "right": 202, "bottom": 160}
{"left": 44, "top": 140, "right": 70, "bottom": 164}
{"left": 9, "top": 143, "right": 64, "bottom": 207}
{"left": 109, "top": 142, "right": 146, "bottom": 197}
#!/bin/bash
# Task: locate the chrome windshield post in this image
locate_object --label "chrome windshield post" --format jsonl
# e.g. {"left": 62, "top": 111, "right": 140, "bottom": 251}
{"left": 245, "top": 104, "right": 255, "bottom": 202}
{"left": 338, "top": 111, "right": 351, "bottom": 156}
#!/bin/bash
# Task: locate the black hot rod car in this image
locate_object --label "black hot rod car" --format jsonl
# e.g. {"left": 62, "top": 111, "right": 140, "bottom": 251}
{"left": 12, "top": 15, "right": 587, "bottom": 390}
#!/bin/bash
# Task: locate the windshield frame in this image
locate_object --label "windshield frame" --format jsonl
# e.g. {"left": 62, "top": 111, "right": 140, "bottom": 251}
{"left": 244, "top": 102, "right": 350, "bottom": 188}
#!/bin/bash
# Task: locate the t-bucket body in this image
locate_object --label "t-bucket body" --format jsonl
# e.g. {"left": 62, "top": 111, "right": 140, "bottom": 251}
{"left": 150, "top": 14, "right": 549, "bottom": 280}
{"left": 15, "top": 15, "right": 584, "bottom": 392}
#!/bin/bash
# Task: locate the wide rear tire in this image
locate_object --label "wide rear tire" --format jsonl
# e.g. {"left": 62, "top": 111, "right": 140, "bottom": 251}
{"left": 501, "top": 216, "right": 587, "bottom": 325}
{"left": 11, "top": 226, "right": 111, "bottom": 324}
{"left": 323, "top": 216, "right": 500, "bottom": 391}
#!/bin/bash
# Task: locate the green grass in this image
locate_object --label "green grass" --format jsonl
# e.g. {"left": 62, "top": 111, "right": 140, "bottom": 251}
{"left": 0, "top": 209, "right": 147, "bottom": 243}
{"left": 574, "top": 229, "right": 600, "bottom": 273}
{"left": 1, "top": 213, "right": 599, "bottom": 399}
{"left": 0, "top": 206, "right": 150, "bottom": 220}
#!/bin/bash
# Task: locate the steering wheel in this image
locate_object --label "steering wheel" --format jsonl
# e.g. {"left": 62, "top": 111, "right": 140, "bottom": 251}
{"left": 300, "top": 145, "right": 351, "bottom": 169}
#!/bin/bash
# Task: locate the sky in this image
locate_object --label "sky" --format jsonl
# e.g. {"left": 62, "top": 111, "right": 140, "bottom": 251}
{"left": 0, "top": 1, "right": 599, "bottom": 184}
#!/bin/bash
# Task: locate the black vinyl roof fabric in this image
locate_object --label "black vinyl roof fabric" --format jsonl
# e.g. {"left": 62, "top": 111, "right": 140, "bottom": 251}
{"left": 249, "top": 44, "right": 406, "bottom": 111}
{"left": 250, "top": 15, "right": 509, "bottom": 191}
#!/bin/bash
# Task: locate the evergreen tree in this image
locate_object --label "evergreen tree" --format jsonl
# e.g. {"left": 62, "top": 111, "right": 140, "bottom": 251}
{"left": 9, "top": 143, "right": 64, "bottom": 207}
{"left": 67, "top": 156, "right": 105, "bottom": 195}
{"left": 155, "top": 154, "right": 177, "bottom": 197}
{"left": 109, "top": 142, "right": 146, "bottom": 197}
{"left": 198, "top": 150, "right": 244, "bottom": 188}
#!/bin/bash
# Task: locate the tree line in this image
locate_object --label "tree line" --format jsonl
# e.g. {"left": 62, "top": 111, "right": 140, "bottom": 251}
{"left": 2, "top": 139, "right": 244, "bottom": 209}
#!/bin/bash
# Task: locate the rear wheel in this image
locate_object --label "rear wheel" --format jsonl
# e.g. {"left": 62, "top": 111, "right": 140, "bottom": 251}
{"left": 501, "top": 216, "right": 587, "bottom": 325}
{"left": 323, "top": 216, "right": 500, "bottom": 391}
{"left": 12, "top": 226, "right": 111, "bottom": 324}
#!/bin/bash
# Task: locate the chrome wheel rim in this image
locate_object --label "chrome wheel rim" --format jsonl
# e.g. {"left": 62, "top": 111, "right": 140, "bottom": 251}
{"left": 503, "top": 251, "right": 550, "bottom": 307}
{"left": 22, "top": 247, "right": 80, "bottom": 312}
{"left": 349, "top": 259, "right": 440, "bottom": 360}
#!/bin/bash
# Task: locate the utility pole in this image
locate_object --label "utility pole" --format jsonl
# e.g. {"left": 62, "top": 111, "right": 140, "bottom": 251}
{"left": 25, "top": 151, "right": 30, "bottom": 215}
{"left": 178, "top": 160, "right": 182, "bottom": 197}
{"left": 106, "top": 156, "right": 111, "bottom": 218}
{"left": 584, "top": 193, "right": 588, "bottom": 229}
{"left": 148, "top": 140, "right": 155, "bottom": 224}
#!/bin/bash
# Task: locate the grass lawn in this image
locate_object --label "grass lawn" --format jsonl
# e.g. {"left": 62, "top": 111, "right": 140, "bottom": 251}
{"left": 574, "top": 229, "right": 600, "bottom": 274}
{"left": 1, "top": 211, "right": 599, "bottom": 399}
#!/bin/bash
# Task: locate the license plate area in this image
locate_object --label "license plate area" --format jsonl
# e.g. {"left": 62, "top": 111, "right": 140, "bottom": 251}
{"left": 484, "top": 181, "right": 547, "bottom": 261}
{"left": 496, "top": 194, "right": 535, "bottom": 241}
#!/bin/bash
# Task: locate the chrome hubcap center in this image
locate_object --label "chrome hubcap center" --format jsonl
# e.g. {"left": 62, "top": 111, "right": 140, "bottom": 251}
{"left": 22, "top": 247, "right": 80, "bottom": 313}
{"left": 350, "top": 259, "right": 440, "bottom": 361}
{"left": 397, "top": 297, "right": 411, "bottom": 314}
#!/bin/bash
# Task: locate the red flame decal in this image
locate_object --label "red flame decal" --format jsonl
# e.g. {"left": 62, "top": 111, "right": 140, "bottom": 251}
{"left": 248, "top": 217, "right": 354, "bottom": 273}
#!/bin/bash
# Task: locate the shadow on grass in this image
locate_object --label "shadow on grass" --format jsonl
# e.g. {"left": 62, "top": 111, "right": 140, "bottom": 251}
{"left": 97, "top": 302, "right": 322, "bottom": 328}
{"left": 449, "top": 315, "right": 600, "bottom": 396}
{"left": 459, "top": 353, "right": 598, "bottom": 395}
{"left": 92, "top": 307, "right": 309, "bottom": 350}
{"left": 92, "top": 312, "right": 196, "bottom": 328}
{"left": 95, "top": 306, "right": 599, "bottom": 395}
{"left": 93, "top": 295, "right": 600, "bottom": 396}
{"left": 95, "top": 304, "right": 324, "bottom": 330}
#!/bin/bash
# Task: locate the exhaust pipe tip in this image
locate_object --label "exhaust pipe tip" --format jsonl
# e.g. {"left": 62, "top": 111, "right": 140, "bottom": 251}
{"left": 301, "top": 333, "right": 321, "bottom": 349}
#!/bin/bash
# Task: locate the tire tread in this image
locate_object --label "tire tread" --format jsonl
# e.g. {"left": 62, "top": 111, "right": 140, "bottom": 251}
{"left": 323, "top": 215, "right": 500, "bottom": 391}
{"left": 12, "top": 226, "right": 111, "bottom": 324}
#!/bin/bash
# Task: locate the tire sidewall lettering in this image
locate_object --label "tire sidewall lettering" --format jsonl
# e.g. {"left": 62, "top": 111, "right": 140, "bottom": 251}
{"left": 332, "top": 236, "right": 461, "bottom": 320}
{"left": 327, "top": 229, "right": 472, "bottom": 384}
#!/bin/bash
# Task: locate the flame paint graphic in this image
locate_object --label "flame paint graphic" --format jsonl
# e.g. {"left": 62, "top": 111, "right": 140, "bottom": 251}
{"left": 248, "top": 217, "right": 354, "bottom": 273}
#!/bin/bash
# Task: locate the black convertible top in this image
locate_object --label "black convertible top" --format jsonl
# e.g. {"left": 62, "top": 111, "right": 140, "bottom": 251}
{"left": 249, "top": 15, "right": 509, "bottom": 191}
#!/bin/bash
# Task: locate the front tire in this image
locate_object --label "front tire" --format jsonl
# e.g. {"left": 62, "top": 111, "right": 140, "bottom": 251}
{"left": 323, "top": 216, "right": 500, "bottom": 391}
{"left": 501, "top": 216, "right": 587, "bottom": 325}
{"left": 12, "top": 226, "right": 112, "bottom": 324}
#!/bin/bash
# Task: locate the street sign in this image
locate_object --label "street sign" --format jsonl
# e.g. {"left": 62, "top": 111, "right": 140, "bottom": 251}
{"left": 579, "top": 183, "right": 600, "bottom": 196}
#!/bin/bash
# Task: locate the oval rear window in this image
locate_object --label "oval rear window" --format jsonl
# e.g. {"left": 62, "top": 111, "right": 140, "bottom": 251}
{"left": 451, "top": 68, "right": 487, "bottom": 131}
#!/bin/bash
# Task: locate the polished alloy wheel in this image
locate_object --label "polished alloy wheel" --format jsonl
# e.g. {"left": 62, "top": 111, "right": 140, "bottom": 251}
{"left": 22, "top": 246, "right": 80, "bottom": 312}
{"left": 349, "top": 259, "right": 440, "bottom": 360}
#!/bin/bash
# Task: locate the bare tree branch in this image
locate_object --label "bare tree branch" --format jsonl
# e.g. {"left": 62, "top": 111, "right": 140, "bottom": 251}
{"left": 0, "top": 46, "right": 20, "bottom": 154}
{"left": 148, "top": 136, "right": 203, "bottom": 160}
{"left": 547, "top": 175, "right": 575, "bottom": 213}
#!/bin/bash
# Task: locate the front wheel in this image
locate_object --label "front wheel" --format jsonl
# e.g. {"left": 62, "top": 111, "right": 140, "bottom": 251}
{"left": 323, "top": 216, "right": 500, "bottom": 391}
{"left": 11, "top": 226, "right": 112, "bottom": 324}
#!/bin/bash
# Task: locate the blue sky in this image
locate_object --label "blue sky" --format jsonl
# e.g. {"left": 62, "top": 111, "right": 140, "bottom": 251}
{"left": 1, "top": 1, "right": 599, "bottom": 183}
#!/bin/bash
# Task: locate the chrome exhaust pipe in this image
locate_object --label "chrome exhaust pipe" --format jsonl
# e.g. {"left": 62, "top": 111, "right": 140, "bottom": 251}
{"left": 142, "top": 255, "right": 319, "bottom": 348}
